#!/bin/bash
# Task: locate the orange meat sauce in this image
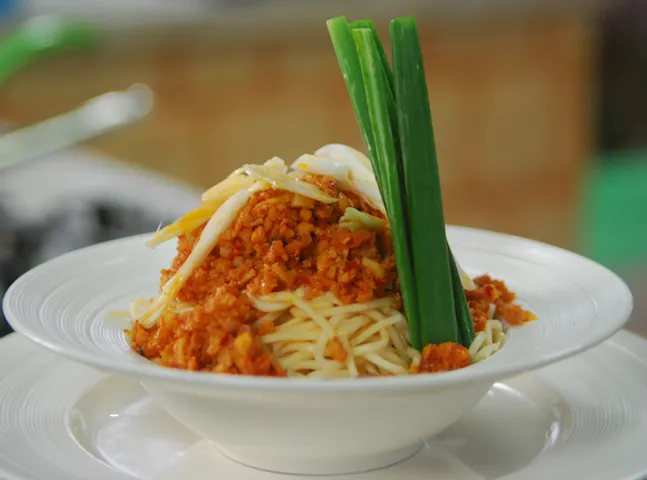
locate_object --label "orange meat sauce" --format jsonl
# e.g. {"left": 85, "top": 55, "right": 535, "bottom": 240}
{"left": 467, "top": 275, "right": 537, "bottom": 330}
{"left": 415, "top": 343, "right": 472, "bottom": 374}
{"left": 129, "top": 174, "right": 398, "bottom": 376}
{"left": 127, "top": 174, "right": 534, "bottom": 377}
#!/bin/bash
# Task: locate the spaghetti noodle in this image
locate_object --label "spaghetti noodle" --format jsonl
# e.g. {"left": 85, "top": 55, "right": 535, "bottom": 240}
{"left": 251, "top": 289, "right": 418, "bottom": 377}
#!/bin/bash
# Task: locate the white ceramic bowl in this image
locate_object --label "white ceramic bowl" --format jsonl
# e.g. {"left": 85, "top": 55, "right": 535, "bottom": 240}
{"left": 3, "top": 226, "right": 633, "bottom": 475}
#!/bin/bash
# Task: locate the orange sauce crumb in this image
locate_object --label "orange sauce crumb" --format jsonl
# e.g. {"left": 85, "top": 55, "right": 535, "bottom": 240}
{"left": 467, "top": 275, "right": 536, "bottom": 329}
{"left": 417, "top": 342, "right": 472, "bottom": 373}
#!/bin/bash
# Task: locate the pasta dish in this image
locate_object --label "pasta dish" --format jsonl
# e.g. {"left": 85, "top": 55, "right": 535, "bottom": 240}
{"left": 126, "top": 145, "right": 535, "bottom": 378}
{"left": 124, "top": 15, "right": 537, "bottom": 379}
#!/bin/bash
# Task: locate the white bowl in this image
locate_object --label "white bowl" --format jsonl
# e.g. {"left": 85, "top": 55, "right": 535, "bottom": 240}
{"left": 3, "top": 226, "right": 633, "bottom": 475}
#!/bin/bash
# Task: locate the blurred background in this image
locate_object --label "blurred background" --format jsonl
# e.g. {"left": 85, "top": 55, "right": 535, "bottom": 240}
{"left": 0, "top": 0, "right": 645, "bottom": 337}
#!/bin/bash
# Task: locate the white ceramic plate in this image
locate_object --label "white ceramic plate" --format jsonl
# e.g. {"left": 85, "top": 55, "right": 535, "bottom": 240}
{"left": 1, "top": 330, "right": 647, "bottom": 480}
{"left": 2, "top": 226, "right": 633, "bottom": 391}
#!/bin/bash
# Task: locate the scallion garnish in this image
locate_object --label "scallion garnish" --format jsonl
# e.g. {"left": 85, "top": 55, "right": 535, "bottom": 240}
{"left": 327, "top": 15, "right": 475, "bottom": 350}
{"left": 352, "top": 26, "right": 421, "bottom": 350}
{"left": 448, "top": 247, "right": 476, "bottom": 346}
{"left": 327, "top": 17, "right": 378, "bottom": 179}
{"left": 349, "top": 20, "right": 395, "bottom": 98}
{"left": 391, "top": 17, "right": 458, "bottom": 345}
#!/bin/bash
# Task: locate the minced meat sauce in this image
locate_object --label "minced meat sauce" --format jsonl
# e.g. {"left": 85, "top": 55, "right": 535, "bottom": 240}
{"left": 129, "top": 175, "right": 533, "bottom": 376}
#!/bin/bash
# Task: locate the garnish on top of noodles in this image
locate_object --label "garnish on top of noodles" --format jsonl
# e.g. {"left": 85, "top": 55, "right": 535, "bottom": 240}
{"left": 124, "top": 15, "right": 536, "bottom": 378}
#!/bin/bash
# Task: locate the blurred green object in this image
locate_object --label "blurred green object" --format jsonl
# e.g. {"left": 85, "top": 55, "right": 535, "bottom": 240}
{"left": 581, "top": 150, "right": 647, "bottom": 268}
{"left": 0, "top": 15, "right": 99, "bottom": 87}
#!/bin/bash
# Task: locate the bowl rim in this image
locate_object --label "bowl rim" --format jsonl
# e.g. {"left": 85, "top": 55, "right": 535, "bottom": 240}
{"left": 3, "top": 227, "right": 634, "bottom": 393}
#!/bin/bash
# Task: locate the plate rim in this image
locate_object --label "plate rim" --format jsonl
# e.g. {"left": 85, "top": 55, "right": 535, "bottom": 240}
{"left": 2, "top": 329, "right": 647, "bottom": 480}
{"left": 2, "top": 225, "right": 634, "bottom": 393}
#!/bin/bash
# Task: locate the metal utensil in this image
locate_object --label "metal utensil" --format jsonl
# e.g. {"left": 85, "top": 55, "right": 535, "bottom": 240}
{"left": 0, "top": 83, "right": 154, "bottom": 171}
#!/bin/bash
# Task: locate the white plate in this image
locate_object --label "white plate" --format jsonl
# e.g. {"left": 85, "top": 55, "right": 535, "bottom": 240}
{"left": 1, "top": 330, "right": 647, "bottom": 480}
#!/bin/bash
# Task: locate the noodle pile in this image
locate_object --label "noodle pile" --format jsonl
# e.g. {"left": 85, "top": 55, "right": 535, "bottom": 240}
{"left": 252, "top": 289, "right": 418, "bottom": 377}
{"left": 469, "top": 304, "right": 506, "bottom": 363}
